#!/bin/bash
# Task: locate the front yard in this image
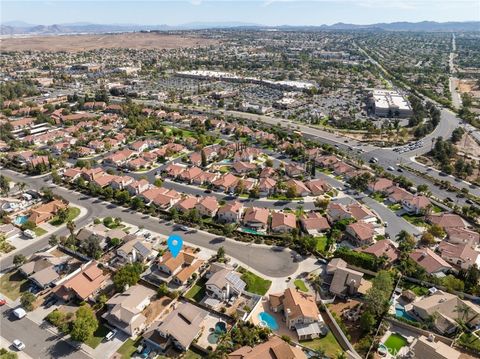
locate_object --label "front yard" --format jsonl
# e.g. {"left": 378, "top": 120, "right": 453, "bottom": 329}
{"left": 116, "top": 337, "right": 142, "bottom": 359}
{"left": 84, "top": 323, "right": 110, "bottom": 349}
{"left": 33, "top": 226, "right": 48, "bottom": 236}
{"left": 0, "top": 270, "right": 29, "bottom": 300}
{"left": 294, "top": 279, "right": 308, "bottom": 292}
{"left": 316, "top": 236, "right": 329, "bottom": 252}
{"left": 49, "top": 207, "right": 81, "bottom": 226}
{"left": 401, "top": 213, "right": 427, "bottom": 227}
{"left": 238, "top": 267, "right": 272, "bottom": 295}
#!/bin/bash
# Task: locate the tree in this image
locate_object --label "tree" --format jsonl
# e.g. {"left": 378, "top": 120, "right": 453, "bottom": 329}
{"left": 20, "top": 291, "right": 36, "bottom": 311}
{"left": 157, "top": 283, "right": 169, "bottom": 297}
{"left": 0, "top": 348, "right": 18, "bottom": 359}
{"left": 56, "top": 208, "right": 69, "bottom": 224}
{"left": 154, "top": 178, "right": 163, "bottom": 187}
{"left": 285, "top": 183, "right": 297, "bottom": 199}
{"left": 420, "top": 232, "right": 435, "bottom": 246}
{"left": 66, "top": 220, "right": 76, "bottom": 238}
{"left": 360, "top": 311, "right": 376, "bottom": 333}
{"left": 201, "top": 149, "right": 207, "bottom": 167}
{"left": 217, "top": 246, "right": 226, "bottom": 261}
{"left": 70, "top": 305, "right": 98, "bottom": 342}
{"left": 428, "top": 224, "right": 445, "bottom": 238}
{"left": 454, "top": 303, "right": 473, "bottom": 322}
{"left": 49, "top": 234, "right": 59, "bottom": 247}
{"left": 13, "top": 254, "right": 26, "bottom": 266}
{"left": 79, "top": 235, "right": 102, "bottom": 259}
{"left": 113, "top": 263, "right": 143, "bottom": 292}
{"left": 0, "top": 175, "right": 10, "bottom": 195}
{"left": 364, "top": 270, "right": 393, "bottom": 318}
{"left": 417, "top": 184, "right": 429, "bottom": 193}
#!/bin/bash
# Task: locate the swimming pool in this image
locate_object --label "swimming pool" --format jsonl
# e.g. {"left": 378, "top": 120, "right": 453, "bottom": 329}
{"left": 258, "top": 312, "right": 279, "bottom": 330}
{"left": 395, "top": 305, "right": 417, "bottom": 322}
{"left": 240, "top": 227, "right": 266, "bottom": 236}
{"left": 207, "top": 321, "right": 227, "bottom": 344}
{"left": 14, "top": 215, "right": 29, "bottom": 225}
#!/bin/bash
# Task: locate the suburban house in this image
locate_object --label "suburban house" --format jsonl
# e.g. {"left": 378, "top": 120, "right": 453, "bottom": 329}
{"left": 367, "top": 178, "right": 394, "bottom": 194}
{"left": 345, "top": 221, "right": 375, "bottom": 246}
{"left": 406, "top": 291, "right": 480, "bottom": 335}
{"left": 117, "top": 238, "right": 155, "bottom": 264}
{"left": 271, "top": 212, "right": 297, "bottom": 233}
{"left": 445, "top": 227, "right": 480, "bottom": 246}
{"left": 143, "top": 302, "right": 208, "bottom": 351}
{"left": 269, "top": 288, "right": 326, "bottom": 341}
{"left": 437, "top": 241, "right": 480, "bottom": 270}
{"left": 386, "top": 186, "right": 413, "bottom": 204}
{"left": 305, "top": 179, "right": 331, "bottom": 196}
{"left": 0, "top": 223, "right": 21, "bottom": 240}
{"left": 212, "top": 173, "right": 240, "bottom": 192}
{"left": 217, "top": 202, "right": 244, "bottom": 223}
{"left": 53, "top": 261, "right": 109, "bottom": 302}
{"left": 126, "top": 179, "right": 150, "bottom": 196}
{"left": 103, "top": 284, "right": 156, "bottom": 337}
{"left": 409, "top": 248, "right": 453, "bottom": 276}
{"left": 285, "top": 179, "right": 310, "bottom": 197}
{"left": 243, "top": 207, "right": 269, "bottom": 232}
{"left": 19, "top": 251, "right": 70, "bottom": 289}
{"left": 326, "top": 258, "right": 365, "bottom": 298}
{"left": 300, "top": 212, "right": 330, "bottom": 235}
{"left": 402, "top": 195, "right": 432, "bottom": 215}
{"left": 195, "top": 196, "right": 220, "bottom": 217}
{"left": 411, "top": 335, "right": 461, "bottom": 359}
{"left": 359, "top": 239, "right": 399, "bottom": 264}
{"left": 426, "top": 213, "right": 466, "bottom": 229}
{"left": 28, "top": 199, "right": 67, "bottom": 225}
{"left": 154, "top": 248, "right": 204, "bottom": 286}
{"left": 227, "top": 336, "right": 307, "bottom": 359}
{"left": 174, "top": 196, "right": 198, "bottom": 214}
{"left": 205, "top": 268, "right": 246, "bottom": 301}
{"left": 258, "top": 177, "right": 276, "bottom": 196}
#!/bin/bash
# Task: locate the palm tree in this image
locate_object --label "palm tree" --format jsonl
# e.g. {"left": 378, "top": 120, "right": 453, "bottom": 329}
{"left": 396, "top": 230, "right": 411, "bottom": 243}
{"left": 311, "top": 274, "right": 323, "bottom": 302}
{"left": 454, "top": 303, "right": 473, "bottom": 323}
{"left": 66, "top": 220, "right": 76, "bottom": 238}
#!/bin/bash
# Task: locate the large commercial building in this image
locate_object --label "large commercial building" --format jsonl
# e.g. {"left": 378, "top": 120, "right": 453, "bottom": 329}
{"left": 370, "top": 89, "right": 413, "bottom": 118}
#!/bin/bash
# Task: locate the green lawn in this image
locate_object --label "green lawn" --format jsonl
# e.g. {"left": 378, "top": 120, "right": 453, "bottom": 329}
{"left": 184, "top": 349, "right": 204, "bottom": 359}
{"left": 239, "top": 267, "right": 272, "bottom": 295}
{"left": 116, "top": 337, "right": 142, "bottom": 359}
{"left": 384, "top": 333, "right": 408, "bottom": 352}
{"left": 0, "top": 270, "right": 29, "bottom": 300}
{"left": 388, "top": 203, "right": 402, "bottom": 211}
{"left": 301, "top": 331, "right": 343, "bottom": 358}
{"left": 50, "top": 207, "right": 81, "bottom": 226}
{"left": 85, "top": 324, "right": 110, "bottom": 349}
{"left": 294, "top": 279, "right": 308, "bottom": 292}
{"left": 185, "top": 277, "right": 207, "bottom": 302}
{"left": 401, "top": 281, "right": 429, "bottom": 296}
{"left": 316, "top": 236, "right": 328, "bottom": 252}
{"left": 458, "top": 333, "right": 480, "bottom": 352}
{"left": 432, "top": 205, "right": 443, "bottom": 213}
{"left": 401, "top": 214, "right": 427, "bottom": 227}
{"left": 33, "top": 227, "right": 48, "bottom": 237}
{"left": 371, "top": 192, "right": 386, "bottom": 202}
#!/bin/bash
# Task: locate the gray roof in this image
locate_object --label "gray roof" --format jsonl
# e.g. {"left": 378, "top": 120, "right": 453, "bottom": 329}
{"left": 30, "top": 266, "right": 59, "bottom": 287}
{"left": 133, "top": 241, "right": 151, "bottom": 258}
{"left": 295, "top": 322, "right": 325, "bottom": 337}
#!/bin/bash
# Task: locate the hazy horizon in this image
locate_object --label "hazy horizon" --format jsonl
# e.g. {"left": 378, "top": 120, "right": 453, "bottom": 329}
{"left": 2, "top": 0, "right": 478, "bottom": 27}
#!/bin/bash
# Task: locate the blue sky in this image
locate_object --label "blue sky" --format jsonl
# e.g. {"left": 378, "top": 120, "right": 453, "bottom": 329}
{"left": 2, "top": 1, "right": 478, "bottom": 26}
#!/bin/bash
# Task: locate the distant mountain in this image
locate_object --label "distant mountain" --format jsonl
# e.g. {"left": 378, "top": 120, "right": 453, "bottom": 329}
{"left": 1, "top": 20, "right": 478, "bottom": 36}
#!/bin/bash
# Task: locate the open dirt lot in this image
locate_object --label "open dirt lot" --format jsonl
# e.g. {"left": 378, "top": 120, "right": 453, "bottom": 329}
{"left": 0, "top": 32, "right": 219, "bottom": 52}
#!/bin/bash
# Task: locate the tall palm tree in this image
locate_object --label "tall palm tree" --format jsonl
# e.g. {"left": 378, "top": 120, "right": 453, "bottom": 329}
{"left": 66, "top": 220, "right": 76, "bottom": 238}
{"left": 454, "top": 303, "right": 473, "bottom": 323}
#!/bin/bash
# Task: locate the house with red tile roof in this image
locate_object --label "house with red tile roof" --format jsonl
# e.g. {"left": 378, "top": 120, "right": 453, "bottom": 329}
{"left": 174, "top": 196, "right": 198, "bottom": 213}
{"left": 54, "top": 261, "right": 109, "bottom": 301}
{"left": 445, "top": 227, "right": 480, "bottom": 246}
{"left": 410, "top": 248, "right": 453, "bottom": 275}
{"left": 195, "top": 196, "right": 219, "bottom": 217}
{"left": 28, "top": 199, "right": 67, "bottom": 225}
{"left": 164, "top": 163, "right": 185, "bottom": 178}
{"left": 402, "top": 195, "right": 432, "bottom": 215}
{"left": 212, "top": 173, "right": 240, "bottom": 192}
{"left": 243, "top": 207, "right": 269, "bottom": 231}
{"left": 217, "top": 202, "right": 244, "bottom": 223}
{"left": 305, "top": 179, "right": 331, "bottom": 196}
{"left": 368, "top": 178, "right": 394, "bottom": 193}
{"left": 438, "top": 241, "right": 480, "bottom": 270}
{"left": 126, "top": 179, "right": 150, "bottom": 196}
{"left": 259, "top": 167, "right": 276, "bottom": 178}
{"left": 315, "top": 155, "right": 339, "bottom": 168}
{"left": 258, "top": 178, "right": 276, "bottom": 196}
{"left": 110, "top": 176, "right": 134, "bottom": 190}
{"left": 285, "top": 163, "right": 305, "bottom": 178}
{"left": 178, "top": 167, "right": 203, "bottom": 183}
{"left": 104, "top": 149, "right": 135, "bottom": 166}
{"left": 126, "top": 157, "right": 149, "bottom": 171}
{"left": 232, "top": 161, "right": 257, "bottom": 174}
{"left": 271, "top": 212, "right": 297, "bottom": 233}
{"left": 426, "top": 213, "right": 466, "bottom": 229}
{"left": 300, "top": 212, "right": 330, "bottom": 235}
{"left": 387, "top": 186, "right": 413, "bottom": 203}
{"left": 346, "top": 222, "right": 375, "bottom": 246}
{"left": 359, "top": 239, "right": 399, "bottom": 264}
{"left": 285, "top": 179, "right": 310, "bottom": 197}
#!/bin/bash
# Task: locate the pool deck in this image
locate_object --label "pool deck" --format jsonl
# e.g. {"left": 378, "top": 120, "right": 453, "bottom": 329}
{"left": 196, "top": 312, "right": 227, "bottom": 350}
{"left": 251, "top": 299, "right": 297, "bottom": 339}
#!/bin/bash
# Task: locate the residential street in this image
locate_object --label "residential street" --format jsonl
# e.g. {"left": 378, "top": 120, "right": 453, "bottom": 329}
{"left": 0, "top": 304, "right": 90, "bottom": 359}
{"left": 0, "top": 170, "right": 299, "bottom": 278}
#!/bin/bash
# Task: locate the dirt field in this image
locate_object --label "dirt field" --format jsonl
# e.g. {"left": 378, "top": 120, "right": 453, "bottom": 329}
{"left": 0, "top": 32, "right": 219, "bottom": 52}
{"left": 456, "top": 133, "right": 480, "bottom": 159}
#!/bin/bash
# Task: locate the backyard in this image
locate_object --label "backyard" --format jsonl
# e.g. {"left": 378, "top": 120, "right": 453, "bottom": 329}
{"left": 301, "top": 331, "right": 343, "bottom": 357}
{"left": 238, "top": 267, "right": 272, "bottom": 295}
{"left": 185, "top": 277, "right": 207, "bottom": 302}
{"left": 116, "top": 337, "right": 142, "bottom": 359}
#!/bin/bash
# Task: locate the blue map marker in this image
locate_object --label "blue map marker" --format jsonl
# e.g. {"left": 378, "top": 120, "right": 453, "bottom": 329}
{"left": 167, "top": 234, "right": 183, "bottom": 258}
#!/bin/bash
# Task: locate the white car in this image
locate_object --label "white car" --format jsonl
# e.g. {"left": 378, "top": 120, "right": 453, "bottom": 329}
{"left": 13, "top": 339, "right": 25, "bottom": 351}
{"left": 105, "top": 329, "right": 117, "bottom": 341}
{"left": 12, "top": 308, "right": 26, "bottom": 319}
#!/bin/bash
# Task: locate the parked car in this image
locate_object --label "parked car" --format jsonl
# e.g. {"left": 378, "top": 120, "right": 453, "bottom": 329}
{"left": 12, "top": 308, "right": 26, "bottom": 319}
{"left": 105, "top": 329, "right": 117, "bottom": 341}
{"left": 13, "top": 339, "right": 25, "bottom": 351}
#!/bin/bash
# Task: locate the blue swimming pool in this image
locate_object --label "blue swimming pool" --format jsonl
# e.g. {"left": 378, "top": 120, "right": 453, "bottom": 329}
{"left": 395, "top": 305, "right": 417, "bottom": 322}
{"left": 258, "top": 312, "right": 279, "bottom": 330}
{"left": 14, "top": 215, "right": 29, "bottom": 225}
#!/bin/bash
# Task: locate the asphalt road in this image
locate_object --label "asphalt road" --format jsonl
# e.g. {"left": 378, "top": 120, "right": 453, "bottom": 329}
{"left": 1, "top": 304, "right": 90, "bottom": 359}
{"left": 0, "top": 170, "right": 299, "bottom": 278}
